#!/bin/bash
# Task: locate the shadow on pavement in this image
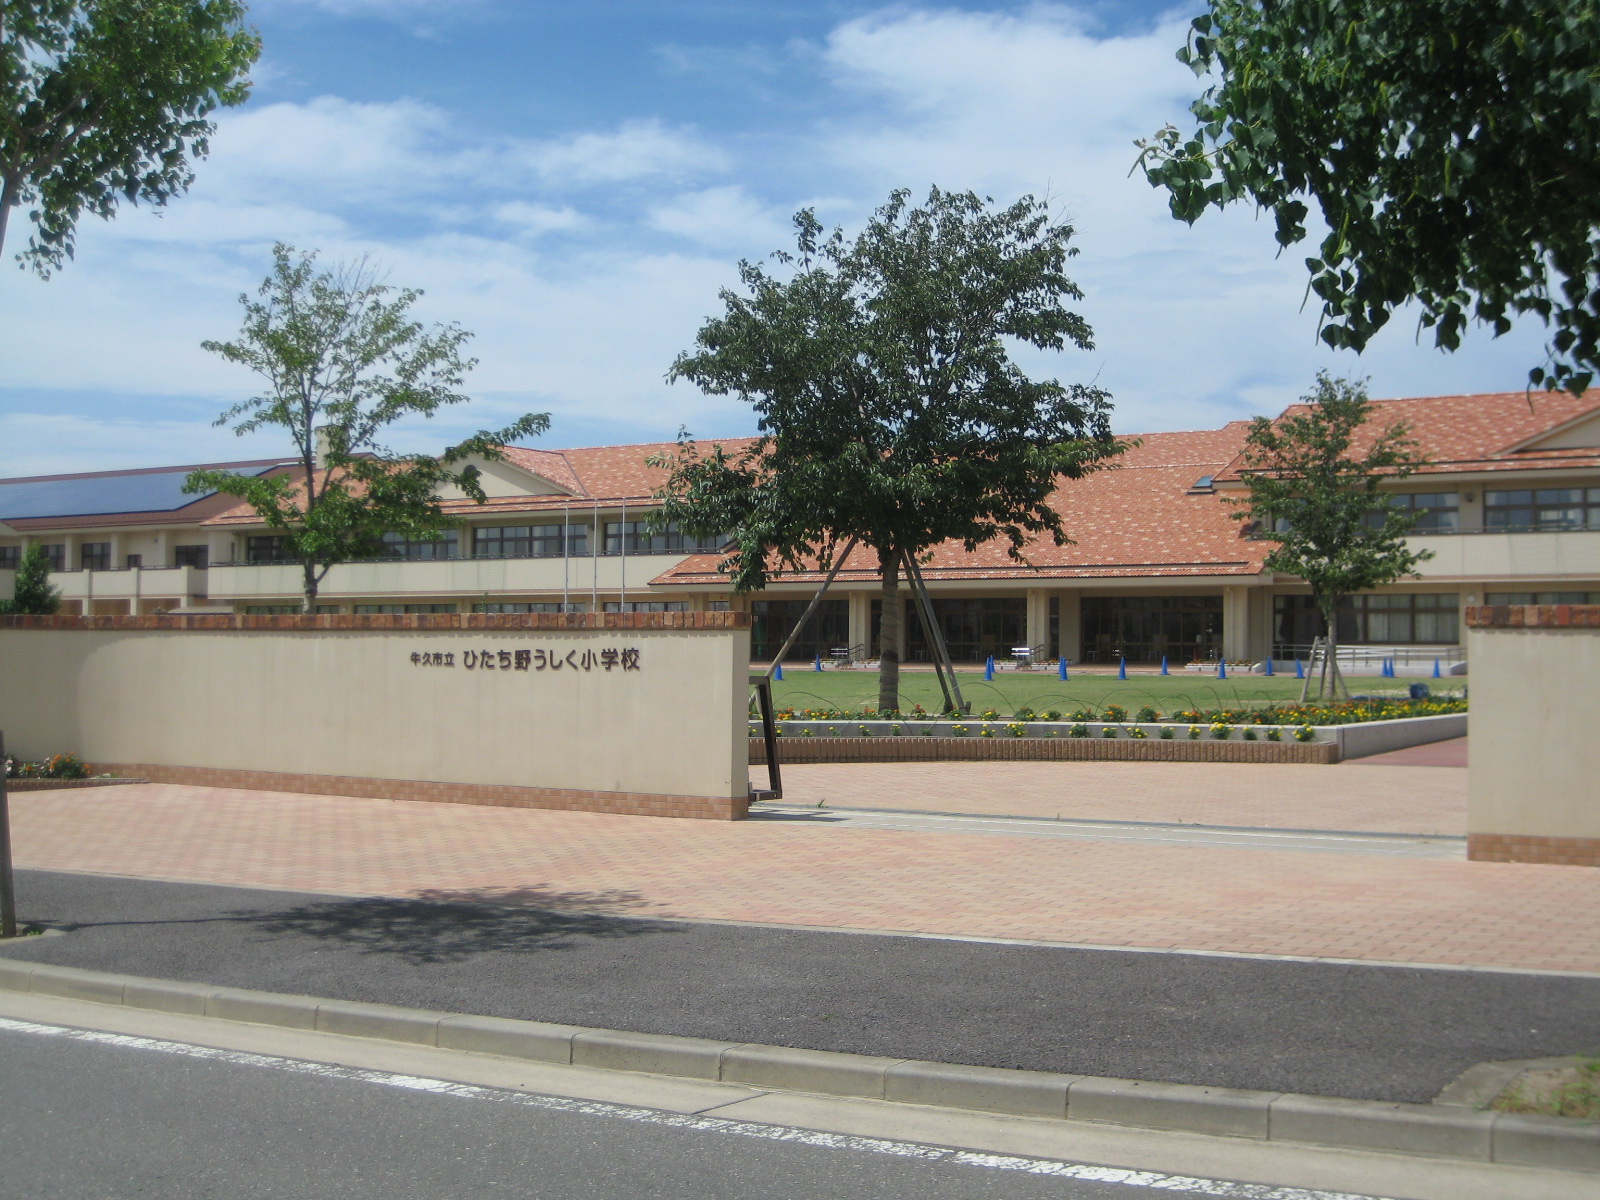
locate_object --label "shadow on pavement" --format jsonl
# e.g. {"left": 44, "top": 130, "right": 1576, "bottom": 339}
{"left": 244, "top": 888, "right": 674, "bottom": 964}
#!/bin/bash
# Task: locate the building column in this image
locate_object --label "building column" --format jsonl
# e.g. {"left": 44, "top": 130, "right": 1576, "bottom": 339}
{"left": 1057, "top": 590, "right": 1082, "bottom": 664}
{"left": 847, "top": 590, "right": 872, "bottom": 656}
{"left": 1248, "top": 587, "right": 1274, "bottom": 663}
{"left": 1222, "top": 585, "right": 1252, "bottom": 662}
{"left": 1025, "top": 587, "right": 1050, "bottom": 658}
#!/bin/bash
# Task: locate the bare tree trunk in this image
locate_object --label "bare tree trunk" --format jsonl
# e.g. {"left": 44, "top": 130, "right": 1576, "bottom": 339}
{"left": 302, "top": 561, "right": 318, "bottom": 615}
{"left": 1318, "top": 602, "right": 1348, "bottom": 701}
{"left": 877, "top": 546, "right": 902, "bottom": 713}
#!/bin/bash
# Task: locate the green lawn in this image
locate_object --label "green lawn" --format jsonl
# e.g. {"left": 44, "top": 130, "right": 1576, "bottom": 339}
{"left": 768, "top": 666, "right": 1451, "bottom": 717}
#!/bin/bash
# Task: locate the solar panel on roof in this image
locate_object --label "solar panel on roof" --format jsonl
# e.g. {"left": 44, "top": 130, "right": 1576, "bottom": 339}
{"left": 0, "top": 467, "right": 268, "bottom": 520}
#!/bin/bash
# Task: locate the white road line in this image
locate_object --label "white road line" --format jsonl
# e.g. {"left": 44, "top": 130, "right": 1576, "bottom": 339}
{"left": 0, "top": 1015, "right": 1395, "bottom": 1200}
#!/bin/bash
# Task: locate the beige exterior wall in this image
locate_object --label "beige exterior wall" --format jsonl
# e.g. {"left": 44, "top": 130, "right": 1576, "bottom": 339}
{"left": 1411, "top": 529, "right": 1600, "bottom": 584}
{"left": 1466, "top": 606, "right": 1600, "bottom": 864}
{"left": 0, "top": 615, "right": 750, "bottom": 816}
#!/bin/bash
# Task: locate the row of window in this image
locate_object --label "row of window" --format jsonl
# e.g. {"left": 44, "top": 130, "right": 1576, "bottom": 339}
{"left": 242, "top": 600, "right": 695, "bottom": 615}
{"left": 241, "top": 521, "right": 723, "bottom": 564}
{"left": 1360, "top": 488, "right": 1600, "bottom": 533}
{"left": 0, "top": 544, "right": 207, "bottom": 570}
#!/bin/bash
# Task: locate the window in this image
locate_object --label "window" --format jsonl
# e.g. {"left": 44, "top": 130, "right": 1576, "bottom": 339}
{"left": 750, "top": 598, "right": 847, "bottom": 661}
{"left": 1078, "top": 595, "right": 1221, "bottom": 664}
{"left": 245, "top": 536, "right": 294, "bottom": 563}
{"left": 1484, "top": 591, "right": 1600, "bottom": 605}
{"left": 41, "top": 544, "right": 65, "bottom": 570}
{"left": 243, "top": 604, "right": 342, "bottom": 615}
{"left": 174, "top": 544, "right": 209, "bottom": 569}
{"left": 1273, "top": 592, "right": 1459, "bottom": 649}
{"left": 707, "top": 600, "right": 731, "bottom": 612}
{"left": 80, "top": 542, "right": 111, "bottom": 570}
{"left": 1368, "top": 492, "right": 1459, "bottom": 532}
{"left": 602, "top": 601, "right": 687, "bottom": 613}
{"left": 125, "top": 554, "right": 142, "bottom": 569}
{"left": 353, "top": 603, "right": 458, "bottom": 614}
{"left": 472, "top": 602, "right": 589, "bottom": 614}
{"left": 0, "top": 546, "right": 20, "bottom": 569}
{"left": 472, "top": 524, "right": 587, "bottom": 559}
{"left": 1484, "top": 487, "right": 1600, "bottom": 531}
{"left": 379, "top": 530, "right": 457, "bottom": 560}
{"left": 602, "top": 519, "right": 722, "bottom": 555}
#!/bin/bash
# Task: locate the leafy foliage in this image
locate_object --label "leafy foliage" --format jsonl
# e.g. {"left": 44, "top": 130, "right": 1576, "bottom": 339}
{"left": 1230, "top": 374, "right": 1430, "bottom": 696}
{"left": 3, "top": 541, "right": 61, "bottom": 614}
{"left": 1136, "top": 0, "right": 1600, "bottom": 392}
{"left": 0, "top": 0, "right": 260, "bottom": 273}
{"left": 186, "top": 244, "right": 549, "bottom": 610}
{"left": 654, "top": 187, "right": 1123, "bottom": 709}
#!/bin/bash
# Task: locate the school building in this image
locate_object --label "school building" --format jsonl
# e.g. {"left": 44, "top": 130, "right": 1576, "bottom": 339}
{"left": 3, "top": 389, "right": 1597, "bottom": 666}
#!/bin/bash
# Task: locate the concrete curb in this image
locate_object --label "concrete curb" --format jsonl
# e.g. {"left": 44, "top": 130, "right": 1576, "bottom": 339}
{"left": 1, "top": 959, "right": 1594, "bottom": 1172}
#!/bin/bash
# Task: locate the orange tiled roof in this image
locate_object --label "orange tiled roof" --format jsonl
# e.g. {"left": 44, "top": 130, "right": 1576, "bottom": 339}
{"left": 650, "top": 426, "right": 1267, "bottom": 587}
{"left": 1213, "top": 390, "right": 1600, "bottom": 482}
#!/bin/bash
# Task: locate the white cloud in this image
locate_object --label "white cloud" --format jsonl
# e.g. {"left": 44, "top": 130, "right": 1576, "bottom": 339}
{"left": 514, "top": 118, "right": 729, "bottom": 187}
{"left": 0, "top": 2, "right": 1558, "bottom": 481}
{"left": 647, "top": 186, "right": 789, "bottom": 252}
{"left": 493, "top": 202, "right": 590, "bottom": 238}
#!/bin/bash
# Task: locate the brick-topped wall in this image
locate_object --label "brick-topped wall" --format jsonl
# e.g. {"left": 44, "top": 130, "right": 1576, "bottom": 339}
{"left": 1464, "top": 605, "right": 1600, "bottom": 867}
{"left": 1464, "top": 604, "right": 1600, "bottom": 629}
{"left": 0, "top": 617, "right": 751, "bottom": 820}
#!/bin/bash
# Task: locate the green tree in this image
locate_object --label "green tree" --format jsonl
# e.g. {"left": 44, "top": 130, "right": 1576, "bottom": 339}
{"left": 654, "top": 187, "right": 1123, "bottom": 712}
{"left": 1, "top": 0, "right": 260, "bottom": 272}
{"left": 3, "top": 541, "right": 61, "bottom": 614}
{"left": 186, "top": 243, "right": 549, "bottom": 611}
{"left": 1230, "top": 374, "right": 1430, "bottom": 699}
{"left": 1136, "top": 0, "right": 1600, "bottom": 392}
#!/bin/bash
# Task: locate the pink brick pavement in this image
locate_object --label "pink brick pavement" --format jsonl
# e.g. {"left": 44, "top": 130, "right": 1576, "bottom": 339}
{"left": 776, "top": 756, "right": 1466, "bottom": 835}
{"left": 10, "top": 777, "right": 1599, "bottom": 974}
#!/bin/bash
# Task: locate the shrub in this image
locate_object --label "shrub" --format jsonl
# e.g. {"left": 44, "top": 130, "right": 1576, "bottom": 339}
{"left": 1135, "top": 705, "right": 1158, "bottom": 723}
{"left": 1068, "top": 723, "right": 1089, "bottom": 738}
{"left": 1102, "top": 704, "right": 1128, "bottom": 722}
{"left": 1006, "top": 721, "right": 1027, "bottom": 737}
{"left": 1101, "top": 726, "right": 1119, "bottom": 738}
{"left": 1042, "top": 709, "right": 1062, "bottom": 721}
{"left": 1158, "top": 726, "right": 1174, "bottom": 740}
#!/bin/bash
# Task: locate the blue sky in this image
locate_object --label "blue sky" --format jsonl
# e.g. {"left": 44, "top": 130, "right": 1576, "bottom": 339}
{"left": 0, "top": 0, "right": 1549, "bottom": 477}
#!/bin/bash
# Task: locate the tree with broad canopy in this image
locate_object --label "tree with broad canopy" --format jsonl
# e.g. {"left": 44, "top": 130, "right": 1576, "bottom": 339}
{"left": 652, "top": 187, "right": 1125, "bottom": 713}
{"left": 1137, "top": 0, "right": 1600, "bottom": 394}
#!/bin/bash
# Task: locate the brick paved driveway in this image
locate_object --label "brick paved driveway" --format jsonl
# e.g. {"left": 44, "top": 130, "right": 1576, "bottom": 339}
{"left": 10, "top": 766, "right": 1598, "bottom": 975}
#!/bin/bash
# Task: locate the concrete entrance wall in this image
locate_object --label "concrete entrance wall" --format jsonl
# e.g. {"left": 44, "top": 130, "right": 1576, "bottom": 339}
{"left": 0, "top": 612, "right": 751, "bottom": 820}
{"left": 1465, "top": 604, "right": 1600, "bottom": 865}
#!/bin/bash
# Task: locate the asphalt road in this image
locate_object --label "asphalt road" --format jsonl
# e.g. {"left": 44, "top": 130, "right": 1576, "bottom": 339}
{"left": 1, "top": 1019, "right": 1239, "bottom": 1200}
{"left": 5, "top": 868, "right": 1598, "bottom": 1104}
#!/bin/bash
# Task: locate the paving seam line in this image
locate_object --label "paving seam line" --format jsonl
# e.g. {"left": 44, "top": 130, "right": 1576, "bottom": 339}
{"left": 0, "top": 958, "right": 1594, "bottom": 1173}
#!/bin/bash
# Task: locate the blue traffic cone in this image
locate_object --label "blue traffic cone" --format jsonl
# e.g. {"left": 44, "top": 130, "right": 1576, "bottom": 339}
{"left": 985, "top": 655, "right": 995, "bottom": 681}
{"left": 1218, "top": 660, "right": 1228, "bottom": 680}
{"left": 814, "top": 651, "right": 823, "bottom": 672}
{"left": 1160, "top": 656, "right": 1169, "bottom": 676}
{"left": 773, "top": 663, "right": 783, "bottom": 681}
{"left": 1118, "top": 657, "right": 1126, "bottom": 680}
{"left": 1295, "top": 658, "right": 1304, "bottom": 679}
{"left": 1058, "top": 657, "right": 1068, "bottom": 681}
{"left": 1263, "top": 657, "right": 1274, "bottom": 676}
{"left": 1432, "top": 658, "right": 1441, "bottom": 679}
